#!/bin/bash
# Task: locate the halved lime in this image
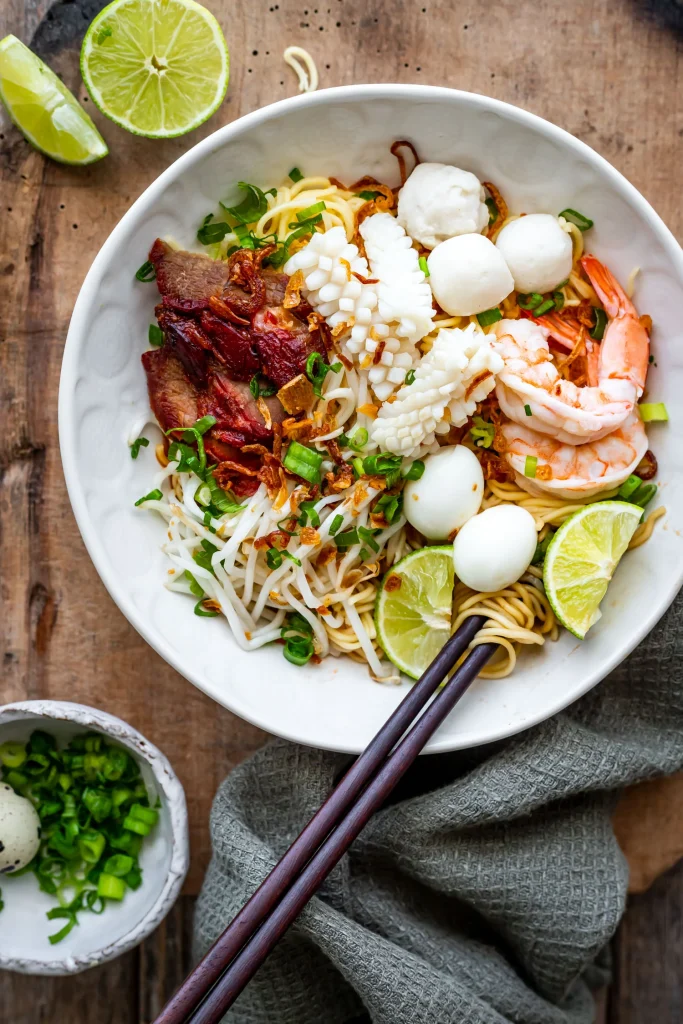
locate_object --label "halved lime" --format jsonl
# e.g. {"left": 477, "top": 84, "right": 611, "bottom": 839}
{"left": 375, "top": 546, "right": 455, "bottom": 679}
{"left": 543, "top": 500, "right": 642, "bottom": 639}
{"left": 80, "top": 0, "right": 229, "bottom": 139}
{"left": 0, "top": 35, "right": 108, "bottom": 164}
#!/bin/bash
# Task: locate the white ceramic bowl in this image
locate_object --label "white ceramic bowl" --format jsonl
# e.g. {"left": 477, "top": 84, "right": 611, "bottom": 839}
{"left": 59, "top": 84, "right": 683, "bottom": 754}
{"left": 0, "top": 701, "right": 189, "bottom": 975}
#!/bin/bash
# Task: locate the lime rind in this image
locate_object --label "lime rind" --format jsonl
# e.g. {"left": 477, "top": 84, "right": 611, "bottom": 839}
{"left": 375, "top": 546, "right": 455, "bottom": 679}
{"left": 80, "top": 0, "right": 229, "bottom": 139}
{"left": 0, "top": 34, "right": 108, "bottom": 164}
{"left": 543, "top": 500, "right": 642, "bottom": 640}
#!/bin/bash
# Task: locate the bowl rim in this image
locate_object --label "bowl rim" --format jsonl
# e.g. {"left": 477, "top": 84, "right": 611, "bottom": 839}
{"left": 58, "top": 83, "right": 683, "bottom": 754}
{"left": 0, "top": 700, "right": 189, "bottom": 975}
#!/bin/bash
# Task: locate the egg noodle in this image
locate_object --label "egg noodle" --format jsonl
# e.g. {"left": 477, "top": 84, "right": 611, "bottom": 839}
{"left": 141, "top": 172, "right": 663, "bottom": 681}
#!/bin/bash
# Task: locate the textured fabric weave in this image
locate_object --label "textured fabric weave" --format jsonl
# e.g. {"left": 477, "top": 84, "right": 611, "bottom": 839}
{"left": 194, "top": 592, "right": 683, "bottom": 1023}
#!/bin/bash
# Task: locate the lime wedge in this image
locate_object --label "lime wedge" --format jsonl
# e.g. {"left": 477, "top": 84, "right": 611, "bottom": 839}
{"left": 80, "top": 0, "right": 229, "bottom": 139}
{"left": 375, "top": 546, "right": 455, "bottom": 679}
{"left": 543, "top": 500, "right": 642, "bottom": 639}
{"left": 0, "top": 35, "right": 108, "bottom": 165}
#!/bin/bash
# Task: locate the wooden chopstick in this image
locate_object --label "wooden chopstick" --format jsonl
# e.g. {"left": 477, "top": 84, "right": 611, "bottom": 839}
{"left": 154, "top": 616, "right": 491, "bottom": 1024}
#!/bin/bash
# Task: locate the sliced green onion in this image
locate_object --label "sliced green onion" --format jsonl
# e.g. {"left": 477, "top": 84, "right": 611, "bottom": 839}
{"left": 329, "top": 361, "right": 342, "bottom": 373}
{"left": 220, "top": 181, "right": 270, "bottom": 225}
{"left": 296, "top": 201, "right": 326, "bottom": 222}
{"left": 362, "top": 453, "right": 403, "bottom": 477}
{"left": 358, "top": 189, "right": 381, "bottom": 200}
{"left": 517, "top": 293, "right": 544, "bottom": 311}
{"left": 590, "top": 308, "right": 608, "bottom": 341}
{"left": 334, "top": 528, "right": 359, "bottom": 549}
{"left": 618, "top": 474, "right": 642, "bottom": 500}
{"left": 358, "top": 526, "right": 380, "bottom": 553}
{"left": 197, "top": 213, "right": 231, "bottom": 245}
{"left": 298, "top": 501, "right": 321, "bottom": 528}
{"left": 470, "top": 417, "right": 495, "bottom": 449}
{"left": 485, "top": 196, "right": 498, "bottom": 225}
{"left": 305, "top": 351, "right": 330, "bottom": 397}
{"left": 524, "top": 455, "right": 538, "bottom": 478}
{"left": 266, "top": 547, "right": 283, "bottom": 570}
{"left": 282, "top": 550, "right": 302, "bottom": 566}
{"left": 123, "top": 815, "right": 151, "bottom": 837}
{"left": 194, "top": 599, "right": 218, "bottom": 618}
{"left": 524, "top": 404, "right": 532, "bottom": 417}
{"left": 97, "top": 873, "right": 126, "bottom": 901}
{"left": 329, "top": 513, "right": 344, "bottom": 535}
{"left": 418, "top": 256, "right": 430, "bottom": 277}
{"left": 0, "top": 741, "right": 26, "bottom": 768}
{"left": 130, "top": 437, "right": 149, "bottom": 459}
{"left": 638, "top": 402, "right": 668, "bottom": 422}
{"left": 193, "top": 415, "right": 217, "bottom": 435}
{"left": 78, "top": 831, "right": 106, "bottom": 864}
{"left": 552, "top": 290, "right": 565, "bottom": 311}
{"left": 283, "top": 634, "right": 314, "bottom": 666}
{"left": 403, "top": 459, "right": 425, "bottom": 481}
{"left": 283, "top": 441, "right": 324, "bottom": 484}
{"left": 352, "top": 456, "right": 365, "bottom": 478}
{"left": 630, "top": 483, "right": 657, "bottom": 508}
{"left": 346, "top": 428, "right": 368, "bottom": 452}
{"left": 559, "top": 208, "right": 594, "bottom": 231}
{"left": 535, "top": 299, "right": 555, "bottom": 316}
{"left": 148, "top": 323, "right": 164, "bottom": 347}
{"left": 135, "top": 260, "right": 156, "bottom": 282}
{"left": 373, "top": 493, "right": 403, "bottom": 525}
{"left": 195, "top": 483, "right": 212, "bottom": 507}
{"left": 104, "top": 854, "right": 134, "bottom": 877}
{"left": 48, "top": 912, "right": 77, "bottom": 945}
{"left": 477, "top": 308, "right": 503, "bottom": 327}
{"left": 288, "top": 167, "right": 303, "bottom": 182}
{"left": 282, "top": 611, "right": 314, "bottom": 637}
{"left": 277, "top": 515, "right": 298, "bottom": 536}
{"left": 134, "top": 489, "right": 163, "bottom": 507}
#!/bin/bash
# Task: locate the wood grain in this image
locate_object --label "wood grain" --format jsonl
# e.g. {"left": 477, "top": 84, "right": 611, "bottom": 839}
{"left": 1, "top": 0, "right": 683, "bottom": 1019}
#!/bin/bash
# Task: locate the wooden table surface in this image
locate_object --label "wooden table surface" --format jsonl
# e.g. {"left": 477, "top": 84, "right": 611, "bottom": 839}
{"left": 2, "top": 0, "right": 683, "bottom": 1019}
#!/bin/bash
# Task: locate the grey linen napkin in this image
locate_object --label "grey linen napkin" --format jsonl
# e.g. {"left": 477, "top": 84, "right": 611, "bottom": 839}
{"left": 194, "top": 591, "right": 683, "bottom": 1023}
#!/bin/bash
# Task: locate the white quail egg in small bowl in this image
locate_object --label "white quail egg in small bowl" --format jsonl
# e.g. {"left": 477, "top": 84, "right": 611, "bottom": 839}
{"left": 0, "top": 701, "right": 189, "bottom": 975}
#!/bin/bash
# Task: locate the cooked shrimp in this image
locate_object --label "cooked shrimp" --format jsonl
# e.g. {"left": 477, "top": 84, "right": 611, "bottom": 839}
{"left": 491, "top": 256, "right": 649, "bottom": 444}
{"left": 497, "top": 411, "right": 648, "bottom": 499}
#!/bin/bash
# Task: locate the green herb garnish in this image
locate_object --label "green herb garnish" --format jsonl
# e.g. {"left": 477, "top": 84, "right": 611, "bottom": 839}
{"left": 130, "top": 437, "right": 149, "bottom": 459}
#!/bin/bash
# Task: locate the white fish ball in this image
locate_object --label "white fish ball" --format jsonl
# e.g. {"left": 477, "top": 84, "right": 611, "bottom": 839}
{"left": 495, "top": 214, "right": 573, "bottom": 294}
{"left": 427, "top": 234, "right": 514, "bottom": 316}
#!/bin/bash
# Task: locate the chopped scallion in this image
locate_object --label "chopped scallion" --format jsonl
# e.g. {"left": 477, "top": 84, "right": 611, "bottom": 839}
{"left": 329, "top": 514, "right": 344, "bottom": 535}
{"left": 590, "top": 308, "right": 608, "bottom": 341}
{"left": 288, "top": 167, "right": 303, "bottom": 182}
{"left": 535, "top": 299, "right": 555, "bottom": 316}
{"left": 477, "top": 308, "right": 503, "bottom": 327}
{"left": 559, "top": 208, "right": 594, "bottom": 231}
{"left": 403, "top": 459, "right": 425, "bottom": 481}
{"left": 134, "top": 489, "right": 163, "bottom": 507}
{"left": 618, "top": 475, "right": 642, "bottom": 500}
{"left": 517, "top": 293, "right": 544, "bottom": 311}
{"left": 638, "top": 402, "right": 668, "bottom": 422}
{"left": 296, "top": 201, "right": 326, "bottom": 222}
{"left": 418, "top": 256, "right": 430, "bottom": 277}
{"left": 524, "top": 455, "right": 538, "bottom": 478}
{"left": 405, "top": 369, "right": 416, "bottom": 386}
{"left": 283, "top": 441, "right": 324, "bottom": 484}
{"left": 266, "top": 547, "right": 283, "bottom": 570}
{"left": 135, "top": 261, "right": 156, "bottom": 282}
{"left": 524, "top": 404, "right": 532, "bottom": 417}
{"left": 148, "top": 323, "right": 164, "bottom": 347}
{"left": 130, "top": 437, "right": 149, "bottom": 459}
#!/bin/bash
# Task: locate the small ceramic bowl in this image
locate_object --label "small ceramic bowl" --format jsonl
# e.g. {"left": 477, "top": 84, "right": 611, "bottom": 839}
{"left": 0, "top": 701, "right": 189, "bottom": 975}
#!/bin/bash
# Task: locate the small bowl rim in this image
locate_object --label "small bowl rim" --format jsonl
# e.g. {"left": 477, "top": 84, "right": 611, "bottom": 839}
{"left": 0, "top": 700, "right": 189, "bottom": 975}
{"left": 58, "top": 84, "right": 683, "bottom": 753}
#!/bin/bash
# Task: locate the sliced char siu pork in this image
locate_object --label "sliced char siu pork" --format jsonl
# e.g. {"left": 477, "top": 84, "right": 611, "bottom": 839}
{"left": 142, "top": 238, "right": 329, "bottom": 497}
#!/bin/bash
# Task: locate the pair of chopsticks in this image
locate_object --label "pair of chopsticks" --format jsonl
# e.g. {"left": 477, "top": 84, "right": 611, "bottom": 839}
{"left": 155, "top": 615, "right": 495, "bottom": 1024}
